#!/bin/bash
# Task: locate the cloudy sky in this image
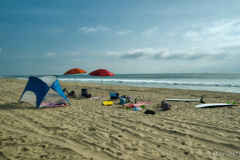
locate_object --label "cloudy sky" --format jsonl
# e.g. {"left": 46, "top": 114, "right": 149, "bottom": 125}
{"left": 1, "top": 0, "right": 240, "bottom": 75}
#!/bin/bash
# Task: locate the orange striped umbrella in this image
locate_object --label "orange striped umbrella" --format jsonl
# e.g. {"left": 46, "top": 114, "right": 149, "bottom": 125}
{"left": 64, "top": 68, "right": 86, "bottom": 87}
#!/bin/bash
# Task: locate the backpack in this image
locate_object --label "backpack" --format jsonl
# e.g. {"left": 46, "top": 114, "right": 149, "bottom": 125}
{"left": 159, "top": 100, "right": 171, "bottom": 111}
{"left": 69, "top": 91, "right": 75, "bottom": 96}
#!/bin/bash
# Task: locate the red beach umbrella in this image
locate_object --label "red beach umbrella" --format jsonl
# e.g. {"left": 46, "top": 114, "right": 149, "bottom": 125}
{"left": 89, "top": 69, "right": 114, "bottom": 77}
{"left": 64, "top": 68, "right": 87, "bottom": 87}
{"left": 89, "top": 69, "right": 114, "bottom": 89}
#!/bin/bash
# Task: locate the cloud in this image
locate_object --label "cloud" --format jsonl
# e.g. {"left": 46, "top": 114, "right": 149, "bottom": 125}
{"left": 142, "top": 27, "right": 158, "bottom": 36}
{"left": 45, "top": 52, "right": 56, "bottom": 56}
{"left": 107, "top": 48, "right": 170, "bottom": 59}
{"left": 184, "top": 18, "right": 240, "bottom": 46}
{"left": 117, "top": 30, "right": 132, "bottom": 35}
{"left": 106, "top": 46, "right": 240, "bottom": 60}
{"left": 69, "top": 48, "right": 88, "bottom": 55}
{"left": 78, "top": 25, "right": 109, "bottom": 33}
{"left": 168, "top": 32, "right": 178, "bottom": 36}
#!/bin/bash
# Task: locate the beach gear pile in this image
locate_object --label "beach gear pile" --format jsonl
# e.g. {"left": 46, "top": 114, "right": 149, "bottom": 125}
{"left": 107, "top": 93, "right": 153, "bottom": 111}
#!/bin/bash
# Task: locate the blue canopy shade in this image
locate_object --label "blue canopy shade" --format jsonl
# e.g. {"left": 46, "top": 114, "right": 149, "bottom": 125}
{"left": 19, "top": 75, "right": 70, "bottom": 108}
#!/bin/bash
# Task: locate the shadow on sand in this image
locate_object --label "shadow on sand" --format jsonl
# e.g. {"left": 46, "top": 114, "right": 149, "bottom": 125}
{"left": 0, "top": 103, "right": 35, "bottom": 110}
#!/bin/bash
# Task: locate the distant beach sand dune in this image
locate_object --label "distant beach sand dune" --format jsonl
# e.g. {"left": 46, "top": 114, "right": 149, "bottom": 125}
{"left": 0, "top": 78, "right": 240, "bottom": 160}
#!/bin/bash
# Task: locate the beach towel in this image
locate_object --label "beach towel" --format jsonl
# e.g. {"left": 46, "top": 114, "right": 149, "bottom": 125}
{"left": 89, "top": 97, "right": 103, "bottom": 100}
{"left": 132, "top": 107, "right": 142, "bottom": 111}
{"left": 39, "top": 98, "right": 67, "bottom": 108}
{"left": 89, "top": 96, "right": 107, "bottom": 100}
{"left": 124, "top": 102, "right": 152, "bottom": 108}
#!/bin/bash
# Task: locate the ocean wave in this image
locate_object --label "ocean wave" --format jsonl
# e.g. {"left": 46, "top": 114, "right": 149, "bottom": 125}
{"left": 58, "top": 78, "right": 240, "bottom": 87}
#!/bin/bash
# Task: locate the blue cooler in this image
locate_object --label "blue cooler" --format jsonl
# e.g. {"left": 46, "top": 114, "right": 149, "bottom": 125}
{"left": 110, "top": 93, "right": 119, "bottom": 99}
{"left": 120, "top": 98, "right": 126, "bottom": 105}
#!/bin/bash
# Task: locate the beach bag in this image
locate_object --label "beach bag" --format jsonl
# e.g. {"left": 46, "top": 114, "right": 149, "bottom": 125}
{"left": 120, "top": 98, "right": 126, "bottom": 105}
{"left": 144, "top": 109, "right": 156, "bottom": 115}
{"left": 159, "top": 100, "right": 171, "bottom": 111}
{"left": 69, "top": 91, "right": 75, "bottom": 96}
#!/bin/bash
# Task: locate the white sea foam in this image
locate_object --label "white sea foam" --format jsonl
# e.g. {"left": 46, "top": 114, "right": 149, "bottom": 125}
{"left": 58, "top": 78, "right": 240, "bottom": 87}
{"left": 3, "top": 73, "right": 240, "bottom": 93}
{"left": 17, "top": 78, "right": 28, "bottom": 80}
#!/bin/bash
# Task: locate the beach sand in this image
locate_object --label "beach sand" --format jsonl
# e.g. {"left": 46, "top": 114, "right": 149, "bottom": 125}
{"left": 0, "top": 78, "right": 240, "bottom": 160}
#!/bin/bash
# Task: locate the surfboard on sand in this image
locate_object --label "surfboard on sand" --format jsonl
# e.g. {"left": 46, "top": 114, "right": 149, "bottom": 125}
{"left": 166, "top": 99, "right": 200, "bottom": 102}
{"left": 166, "top": 98, "right": 205, "bottom": 103}
{"left": 195, "top": 103, "right": 238, "bottom": 108}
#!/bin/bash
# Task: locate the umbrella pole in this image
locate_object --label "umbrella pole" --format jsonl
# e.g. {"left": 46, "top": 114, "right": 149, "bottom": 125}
{"left": 100, "top": 77, "right": 102, "bottom": 92}
{"left": 75, "top": 74, "right": 77, "bottom": 88}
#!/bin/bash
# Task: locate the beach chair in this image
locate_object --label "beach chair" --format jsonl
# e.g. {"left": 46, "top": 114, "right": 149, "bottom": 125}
{"left": 81, "top": 89, "right": 91, "bottom": 98}
{"left": 63, "top": 88, "right": 69, "bottom": 96}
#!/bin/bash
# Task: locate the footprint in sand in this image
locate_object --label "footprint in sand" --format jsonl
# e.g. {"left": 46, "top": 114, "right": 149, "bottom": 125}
{"left": 181, "top": 142, "right": 186, "bottom": 145}
{"left": 236, "top": 137, "right": 240, "bottom": 141}
{"left": 124, "top": 146, "right": 138, "bottom": 151}
{"left": 183, "top": 151, "right": 189, "bottom": 155}
{"left": 0, "top": 151, "right": 8, "bottom": 160}
{"left": 88, "top": 127, "right": 96, "bottom": 132}
{"left": 17, "top": 146, "right": 29, "bottom": 152}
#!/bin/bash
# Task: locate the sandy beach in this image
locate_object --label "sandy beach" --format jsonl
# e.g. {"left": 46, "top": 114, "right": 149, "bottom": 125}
{"left": 0, "top": 78, "right": 240, "bottom": 160}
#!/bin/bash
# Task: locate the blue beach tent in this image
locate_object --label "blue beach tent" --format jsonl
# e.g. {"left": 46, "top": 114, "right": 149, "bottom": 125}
{"left": 19, "top": 75, "right": 70, "bottom": 108}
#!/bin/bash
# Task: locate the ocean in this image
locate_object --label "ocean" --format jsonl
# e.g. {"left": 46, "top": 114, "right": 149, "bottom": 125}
{"left": 1, "top": 73, "right": 240, "bottom": 93}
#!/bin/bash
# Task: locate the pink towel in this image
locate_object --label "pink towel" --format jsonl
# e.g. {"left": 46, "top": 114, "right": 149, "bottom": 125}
{"left": 124, "top": 102, "right": 151, "bottom": 108}
{"left": 40, "top": 98, "right": 66, "bottom": 108}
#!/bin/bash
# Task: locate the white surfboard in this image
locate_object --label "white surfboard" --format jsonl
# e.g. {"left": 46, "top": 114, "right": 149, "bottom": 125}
{"left": 166, "top": 99, "right": 201, "bottom": 102}
{"left": 195, "top": 103, "right": 238, "bottom": 108}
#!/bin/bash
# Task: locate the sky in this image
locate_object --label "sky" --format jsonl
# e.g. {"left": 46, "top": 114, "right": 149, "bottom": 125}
{"left": 1, "top": 0, "right": 240, "bottom": 75}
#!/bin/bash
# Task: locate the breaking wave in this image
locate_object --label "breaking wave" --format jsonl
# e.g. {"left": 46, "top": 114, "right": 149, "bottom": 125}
{"left": 58, "top": 78, "right": 240, "bottom": 88}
